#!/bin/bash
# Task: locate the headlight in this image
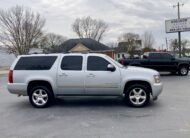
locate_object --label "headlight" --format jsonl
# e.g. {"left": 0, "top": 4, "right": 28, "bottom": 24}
{"left": 154, "top": 75, "right": 160, "bottom": 83}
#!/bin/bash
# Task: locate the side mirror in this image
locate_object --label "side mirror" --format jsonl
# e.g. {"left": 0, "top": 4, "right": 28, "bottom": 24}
{"left": 107, "top": 64, "right": 116, "bottom": 72}
{"left": 143, "top": 55, "right": 147, "bottom": 59}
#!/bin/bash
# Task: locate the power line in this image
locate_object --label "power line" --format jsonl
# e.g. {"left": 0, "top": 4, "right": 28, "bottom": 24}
{"left": 173, "top": 2, "right": 184, "bottom": 18}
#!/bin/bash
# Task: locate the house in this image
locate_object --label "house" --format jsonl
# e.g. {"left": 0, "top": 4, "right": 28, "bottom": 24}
{"left": 114, "top": 40, "right": 142, "bottom": 60}
{"left": 29, "top": 48, "right": 44, "bottom": 54}
{"left": 56, "top": 38, "right": 114, "bottom": 58}
{"left": 114, "top": 44, "right": 130, "bottom": 61}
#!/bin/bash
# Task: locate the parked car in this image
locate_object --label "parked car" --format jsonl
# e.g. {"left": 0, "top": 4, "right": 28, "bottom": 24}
{"left": 119, "top": 52, "right": 190, "bottom": 76}
{"left": 7, "top": 53, "right": 163, "bottom": 108}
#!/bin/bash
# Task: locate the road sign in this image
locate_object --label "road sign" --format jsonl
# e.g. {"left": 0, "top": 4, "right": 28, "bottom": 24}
{"left": 165, "top": 17, "right": 190, "bottom": 33}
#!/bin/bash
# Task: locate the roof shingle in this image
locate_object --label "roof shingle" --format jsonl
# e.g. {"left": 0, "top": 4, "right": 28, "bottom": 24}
{"left": 57, "top": 38, "right": 110, "bottom": 53}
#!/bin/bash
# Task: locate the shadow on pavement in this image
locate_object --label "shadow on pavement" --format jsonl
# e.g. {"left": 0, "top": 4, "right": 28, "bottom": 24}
{"left": 53, "top": 96, "right": 161, "bottom": 109}
{"left": 9, "top": 96, "right": 162, "bottom": 110}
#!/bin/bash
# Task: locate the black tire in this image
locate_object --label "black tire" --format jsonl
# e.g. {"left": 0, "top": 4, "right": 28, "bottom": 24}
{"left": 124, "top": 84, "right": 150, "bottom": 107}
{"left": 28, "top": 85, "right": 54, "bottom": 108}
{"left": 178, "top": 66, "right": 189, "bottom": 76}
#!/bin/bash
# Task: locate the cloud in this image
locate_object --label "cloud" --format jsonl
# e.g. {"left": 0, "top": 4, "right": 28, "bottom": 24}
{"left": 0, "top": 0, "right": 190, "bottom": 48}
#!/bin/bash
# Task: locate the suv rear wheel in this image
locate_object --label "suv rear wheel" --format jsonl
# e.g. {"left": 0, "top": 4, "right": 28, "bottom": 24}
{"left": 124, "top": 84, "right": 150, "bottom": 107}
{"left": 29, "top": 86, "right": 53, "bottom": 108}
{"left": 178, "top": 66, "right": 189, "bottom": 76}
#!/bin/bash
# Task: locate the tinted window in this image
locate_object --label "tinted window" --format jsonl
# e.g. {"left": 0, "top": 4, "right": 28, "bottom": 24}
{"left": 61, "top": 56, "right": 82, "bottom": 70}
{"left": 162, "top": 53, "right": 173, "bottom": 59}
{"left": 87, "top": 56, "right": 110, "bottom": 71}
{"left": 149, "top": 53, "right": 161, "bottom": 59}
{"left": 14, "top": 56, "right": 57, "bottom": 70}
{"left": 150, "top": 53, "right": 173, "bottom": 60}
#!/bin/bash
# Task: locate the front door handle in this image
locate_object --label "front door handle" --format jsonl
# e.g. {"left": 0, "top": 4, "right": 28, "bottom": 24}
{"left": 87, "top": 73, "right": 95, "bottom": 78}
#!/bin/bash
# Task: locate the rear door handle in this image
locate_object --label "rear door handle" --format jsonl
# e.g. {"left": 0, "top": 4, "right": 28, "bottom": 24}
{"left": 87, "top": 73, "right": 95, "bottom": 78}
{"left": 59, "top": 73, "right": 68, "bottom": 77}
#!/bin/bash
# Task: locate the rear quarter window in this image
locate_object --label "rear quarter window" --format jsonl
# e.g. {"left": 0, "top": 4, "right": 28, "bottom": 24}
{"left": 14, "top": 56, "right": 57, "bottom": 70}
{"left": 149, "top": 53, "right": 161, "bottom": 59}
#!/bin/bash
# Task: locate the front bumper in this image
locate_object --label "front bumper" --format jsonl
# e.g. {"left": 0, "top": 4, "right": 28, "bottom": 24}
{"left": 7, "top": 83, "right": 28, "bottom": 96}
{"left": 151, "top": 82, "right": 163, "bottom": 98}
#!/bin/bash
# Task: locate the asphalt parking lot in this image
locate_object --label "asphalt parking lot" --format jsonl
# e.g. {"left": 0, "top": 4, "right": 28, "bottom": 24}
{"left": 0, "top": 74, "right": 190, "bottom": 138}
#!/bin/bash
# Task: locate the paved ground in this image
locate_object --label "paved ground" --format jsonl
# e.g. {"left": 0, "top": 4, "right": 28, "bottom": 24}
{"left": 0, "top": 74, "right": 190, "bottom": 138}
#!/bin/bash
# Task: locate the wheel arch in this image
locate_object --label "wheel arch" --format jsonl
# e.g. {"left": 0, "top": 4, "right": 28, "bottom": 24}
{"left": 178, "top": 63, "right": 190, "bottom": 69}
{"left": 123, "top": 80, "right": 152, "bottom": 95}
{"left": 27, "top": 80, "right": 54, "bottom": 96}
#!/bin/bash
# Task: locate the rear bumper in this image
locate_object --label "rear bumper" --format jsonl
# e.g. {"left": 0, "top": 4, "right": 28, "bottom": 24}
{"left": 151, "top": 82, "right": 163, "bottom": 98}
{"left": 7, "top": 83, "right": 28, "bottom": 96}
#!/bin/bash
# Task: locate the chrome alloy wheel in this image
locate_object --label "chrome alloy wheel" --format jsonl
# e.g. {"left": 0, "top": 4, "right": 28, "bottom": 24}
{"left": 180, "top": 67, "right": 188, "bottom": 75}
{"left": 129, "top": 88, "right": 147, "bottom": 106}
{"left": 32, "top": 89, "right": 48, "bottom": 106}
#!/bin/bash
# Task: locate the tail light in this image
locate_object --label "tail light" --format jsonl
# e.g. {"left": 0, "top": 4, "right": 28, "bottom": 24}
{"left": 8, "top": 69, "right": 13, "bottom": 83}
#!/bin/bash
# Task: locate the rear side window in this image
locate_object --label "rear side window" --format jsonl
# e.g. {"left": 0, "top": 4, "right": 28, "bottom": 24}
{"left": 61, "top": 56, "right": 83, "bottom": 71}
{"left": 149, "top": 53, "right": 161, "bottom": 59}
{"left": 14, "top": 56, "right": 57, "bottom": 70}
{"left": 161, "top": 53, "right": 173, "bottom": 59}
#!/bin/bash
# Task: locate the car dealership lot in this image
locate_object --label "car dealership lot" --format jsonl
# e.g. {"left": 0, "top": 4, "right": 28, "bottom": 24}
{"left": 0, "top": 74, "right": 190, "bottom": 138}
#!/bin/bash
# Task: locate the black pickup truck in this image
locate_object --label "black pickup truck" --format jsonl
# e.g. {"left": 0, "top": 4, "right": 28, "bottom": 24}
{"left": 119, "top": 52, "right": 190, "bottom": 76}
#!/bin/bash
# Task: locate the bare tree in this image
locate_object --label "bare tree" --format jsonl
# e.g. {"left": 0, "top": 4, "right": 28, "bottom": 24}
{"left": 72, "top": 16, "right": 108, "bottom": 42}
{"left": 40, "top": 33, "right": 67, "bottom": 53}
{"left": 118, "top": 33, "right": 141, "bottom": 57}
{"left": 170, "top": 39, "right": 188, "bottom": 57}
{"left": 106, "top": 42, "right": 118, "bottom": 49}
{"left": 0, "top": 5, "right": 45, "bottom": 56}
{"left": 142, "top": 31, "right": 155, "bottom": 48}
{"left": 118, "top": 33, "right": 140, "bottom": 42}
{"left": 170, "top": 39, "right": 178, "bottom": 52}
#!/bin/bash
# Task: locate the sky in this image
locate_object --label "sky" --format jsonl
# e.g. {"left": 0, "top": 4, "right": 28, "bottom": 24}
{"left": 0, "top": 0, "right": 190, "bottom": 49}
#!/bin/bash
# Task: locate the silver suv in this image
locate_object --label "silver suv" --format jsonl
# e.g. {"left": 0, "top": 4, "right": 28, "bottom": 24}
{"left": 7, "top": 53, "right": 163, "bottom": 108}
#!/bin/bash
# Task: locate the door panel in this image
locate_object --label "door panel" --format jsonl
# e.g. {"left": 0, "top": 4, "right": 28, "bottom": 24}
{"left": 148, "top": 59, "right": 164, "bottom": 71}
{"left": 57, "top": 56, "right": 85, "bottom": 95}
{"left": 57, "top": 71, "right": 84, "bottom": 95}
{"left": 85, "top": 71, "right": 121, "bottom": 95}
{"left": 148, "top": 53, "right": 177, "bottom": 71}
{"left": 85, "top": 56, "right": 121, "bottom": 95}
{"left": 158, "top": 59, "right": 178, "bottom": 71}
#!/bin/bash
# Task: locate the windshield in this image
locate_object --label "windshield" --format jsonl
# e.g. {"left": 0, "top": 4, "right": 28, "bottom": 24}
{"left": 105, "top": 55, "right": 124, "bottom": 68}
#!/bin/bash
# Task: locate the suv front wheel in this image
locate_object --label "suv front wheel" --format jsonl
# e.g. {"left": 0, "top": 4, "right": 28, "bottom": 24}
{"left": 29, "top": 86, "right": 53, "bottom": 108}
{"left": 124, "top": 84, "right": 150, "bottom": 107}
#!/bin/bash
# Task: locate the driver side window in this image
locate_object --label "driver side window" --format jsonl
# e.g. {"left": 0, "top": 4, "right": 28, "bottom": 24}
{"left": 87, "top": 56, "right": 111, "bottom": 71}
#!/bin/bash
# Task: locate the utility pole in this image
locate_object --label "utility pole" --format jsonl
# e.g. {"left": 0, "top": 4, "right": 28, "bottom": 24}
{"left": 173, "top": 2, "right": 184, "bottom": 58}
{"left": 166, "top": 37, "right": 168, "bottom": 51}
